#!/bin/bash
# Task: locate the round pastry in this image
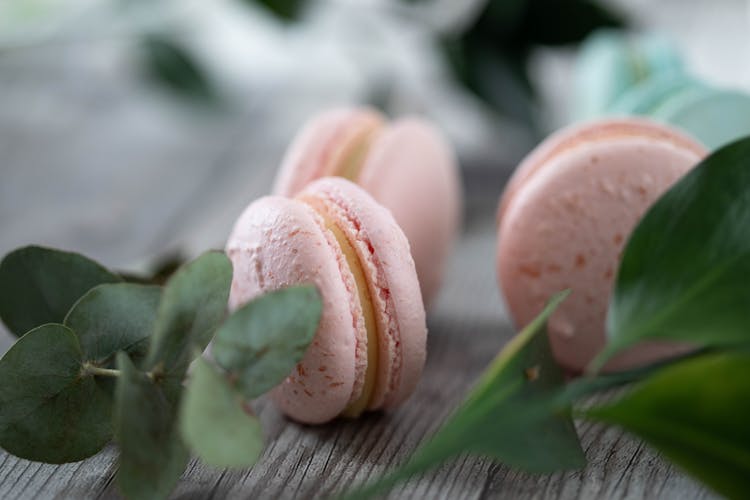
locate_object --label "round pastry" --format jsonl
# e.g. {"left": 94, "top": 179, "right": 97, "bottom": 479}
{"left": 496, "top": 118, "right": 707, "bottom": 373}
{"left": 226, "top": 177, "right": 427, "bottom": 424}
{"left": 273, "top": 107, "right": 462, "bottom": 308}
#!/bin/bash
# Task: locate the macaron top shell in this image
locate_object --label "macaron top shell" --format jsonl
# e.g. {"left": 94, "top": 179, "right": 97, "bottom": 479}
{"left": 497, "top": 119, "right": 706, "bottom": 372}
{"left": 273, "top": 108, "right": 384, "bottom": 197}
{"left": 497, "top": 118, "right": 706, "bottom": 223}
{"left": 226, "top": 178, "right": 426, "bottom": 423}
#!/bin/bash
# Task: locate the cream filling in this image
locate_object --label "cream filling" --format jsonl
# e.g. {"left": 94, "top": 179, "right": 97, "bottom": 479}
{"left": 328, "top": 128, "right": 380, "bottom": 183}
{"left": 316, "top": 209, "right": 380, "bottom": 417}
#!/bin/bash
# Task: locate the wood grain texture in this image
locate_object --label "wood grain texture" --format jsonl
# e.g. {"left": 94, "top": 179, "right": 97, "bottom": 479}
{"left": 0, "top": 202, "right": 715, "bottom": 500}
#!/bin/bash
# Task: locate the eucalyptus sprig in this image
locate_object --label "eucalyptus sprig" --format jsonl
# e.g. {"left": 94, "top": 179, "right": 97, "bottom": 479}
{"left": 347, "top": 137, "right": 750, "bottom": 499}
{"left": 0, "top": 248, "right": 322, "bottom": 500}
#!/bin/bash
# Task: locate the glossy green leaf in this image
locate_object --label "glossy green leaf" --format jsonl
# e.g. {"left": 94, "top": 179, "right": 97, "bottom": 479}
{"left": 145, "top": 251, "right": 232, "bottom": 398}
{"left": 0, "top": 324, "right": 111, "bottom": 463}
{"left": 180, "top": 357, "right": 263, "bottom": 468}
{"left": 347, "top": 291, "right": 584, "bottom": 499}
{"left": 594, "top": 137, "right": 750, "bottom": 370}
{"left": 212, "top": 285, "right": 321, "bottom": 399}
{"left": 0, "top": 246, "right": 120, "bottom": 336}
{"left": 585, "top": 352, "right": 750, "bottom": 499}
{"left": 521, "top": 1, "right": 624, "bottom": 46}
{"left": 64, "top": 283, "right": 161, "bottom": 366}
{"left": 114, "top": 352, "right": 189, "bottom": 500}
{"left": 440, "top": 0, "right": 624, "bottom": 130}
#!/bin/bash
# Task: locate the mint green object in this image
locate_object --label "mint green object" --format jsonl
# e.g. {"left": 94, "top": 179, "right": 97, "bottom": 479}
{"left": 610, "top": 74, "right": 705, "bottom": 115}
{"left": 652, "top": 88, "right": 750, "bottom": 150}
{"left": 574, "top": 30, "right": 684, "bottom": 120}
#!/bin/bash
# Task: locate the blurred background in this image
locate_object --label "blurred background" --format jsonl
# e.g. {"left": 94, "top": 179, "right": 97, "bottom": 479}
{"left": 1, "top": 0, "right": 749, "bottom": 349}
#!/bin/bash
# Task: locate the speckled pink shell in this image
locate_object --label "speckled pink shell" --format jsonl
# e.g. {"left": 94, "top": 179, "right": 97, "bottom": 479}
{"left": 272, "top": 107, "right": 462, "bottom": 308}
{"left": 497, "top": 118, "right": 707, "bottom": 373}
{"left": 300, "top": 178, "right": 427, "bottom": 409}
{"left": 226, "top": 196, "right": 362, "bottom": 424}
{"left": 359, "top": 118, "right": 462, "bottom": 309}
{"left": 225, "top": 178, "right": 426, "bottom": 423}
{"left": 273, "top": 108, "right": 384, "bottom": 198}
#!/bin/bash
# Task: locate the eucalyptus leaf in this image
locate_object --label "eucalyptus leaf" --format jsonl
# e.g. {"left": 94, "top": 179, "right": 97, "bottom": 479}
{"left": 114, "top": 352, "right": 189, "bottom": 500}
{"left": 346, "top": 291, "right": 584, "bottom": 499}
{"left": 0, "top": 324, "right": 111, "bottom": 463}
{"left": 145, "top": 251, "right": 232, "bottom": 398}
{"left": 180, "top": 357, "right": 263, "bottom": 468}
{"left": 595, "top": 137, "right": 750, "bottom": 370}
{"left": 585, "top": 352, "right": 750, "bottom": 499}
{"left": 64, "top": 283, "right": 161, "bottom": 366}
{"left": 0, "top": 246, "right": 120, "bottom": 336}
{"left": 212, "top": 285, "right": 321, "bottom": 399}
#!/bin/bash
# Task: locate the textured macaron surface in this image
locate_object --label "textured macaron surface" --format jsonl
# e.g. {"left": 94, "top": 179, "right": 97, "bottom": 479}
{"left": 299, "top": 178, "right": 427, "bottom": 410}
{"left": 497, "top": 119, "right": 706, "bottom": 372}
{"left": 226, "top": 178, "right": 426, "bottom": 423}
{"left": 226, "top": 196, "right": 361, "bottom": 423}
{"left": 358, "top": 118, "right": 462, "bottom": 307}
{"left": 272, "top": 107, "right": 461, "bottom": 308}
{"left": 273, "top": 108, "right": 384, "bottom": 197}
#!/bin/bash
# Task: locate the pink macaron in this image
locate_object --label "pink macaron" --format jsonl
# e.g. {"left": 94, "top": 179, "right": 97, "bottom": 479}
{"left": 497, "top": 118, "right": 707, "bottom": 373}
{"left": 273, "top": 107, "right": 462, "bottom": 308}
{"left": 226, "top": 177, "right": 427, "bottom": 424}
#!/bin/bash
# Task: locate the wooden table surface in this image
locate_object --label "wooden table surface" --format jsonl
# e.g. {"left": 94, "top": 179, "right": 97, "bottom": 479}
{"left": 0, "top": 47, "right": 717, "bottom": 500}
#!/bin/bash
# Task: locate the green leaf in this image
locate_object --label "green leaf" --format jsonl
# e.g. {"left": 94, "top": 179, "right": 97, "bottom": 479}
{"left": 0, "top": 324, "right": 111, "bottom": 463}
{"left": 585, "top": 352, "right": 750, "bottom": 499}
{"left": 346, "top": 291, "right": 584, "bottom": 499}
{"left": 64, "top": 283, "right": 161, "bottom": 366}
{"left": 145, "top": 251, "right": 232, "bottom": 398}
{"left": 212, "top": 285, "right": 321, "bottom": 399}
{"left": 114, "top": 352, "right": 189, "bottom": 500}
{"left": 140, "top": 35, "right": 218, "bottom": 103}
{"left": 521, "top": 0, "right": 625, "bottom": 46}
{"left": 440, "top": 0, "right": 624, "bottom": 130}
{"left": 120, "top": 252, "right": 186, "bottom": 286}
{"left": 243, "top": 0, "right": 307, "bottom": 22}
{"left": 594, "top": 137, "right": 750, "bottom": 370}
{"left": 0, "top": 246, "right": 120, "bottom": 336}
{"left": 179, "top": 357, "right": 263, "bottom": 468}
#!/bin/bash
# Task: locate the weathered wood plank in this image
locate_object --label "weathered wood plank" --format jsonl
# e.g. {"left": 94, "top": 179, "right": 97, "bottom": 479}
{"left": 0, "top": 208, "right": 715, "bottom": 499}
